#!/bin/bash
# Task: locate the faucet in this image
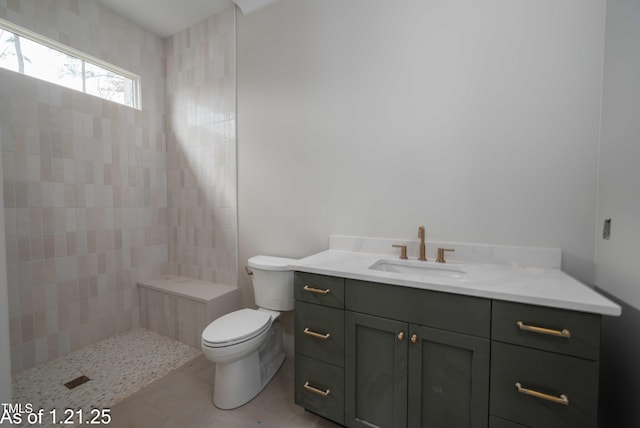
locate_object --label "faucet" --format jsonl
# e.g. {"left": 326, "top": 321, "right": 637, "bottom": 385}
{"left": 392, "top": 243, "right": 408, "bottom": 260}
{"left": 418, "top": 226, "right": 426, "bottom": 261}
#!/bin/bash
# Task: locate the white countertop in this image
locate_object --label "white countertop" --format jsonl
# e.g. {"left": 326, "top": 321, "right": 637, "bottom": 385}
{"left": 288, "top": 249, "right": 621, "bottom": 316}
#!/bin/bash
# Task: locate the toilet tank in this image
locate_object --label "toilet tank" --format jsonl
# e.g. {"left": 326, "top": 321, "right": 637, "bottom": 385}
{"left": 247, "top": 255, "right": 297, "bottom": 311}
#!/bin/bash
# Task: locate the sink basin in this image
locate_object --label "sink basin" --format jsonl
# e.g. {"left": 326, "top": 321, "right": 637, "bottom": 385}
{"left": 369, "top": 259, "right": 466, "bottom": 279}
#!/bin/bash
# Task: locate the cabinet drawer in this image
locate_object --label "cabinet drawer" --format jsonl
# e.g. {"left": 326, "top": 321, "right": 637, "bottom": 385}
{"left": 490, "top": 342, "right": 598, "bottom": 428}
{"left": 345, "top": 279, "right": 491, "bottom": 337}
{"left": 489, "top": 416, "right": 529, "bottom": 428}
{"left": 295, "top": 354, "right": 344, "bottom": 425}
{"left": 295, "top": 301, "right": 345, "bottom": 367}
{"left": 295, "top": 272, "right": 345, "bottom": 309}
{"left": 492, "top": 301, "right": 601, "bottom": 360}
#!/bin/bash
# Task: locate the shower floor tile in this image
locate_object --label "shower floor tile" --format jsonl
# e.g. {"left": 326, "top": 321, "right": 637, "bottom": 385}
{"left": 11, "top": 328, "right": 201, "bottom": 427}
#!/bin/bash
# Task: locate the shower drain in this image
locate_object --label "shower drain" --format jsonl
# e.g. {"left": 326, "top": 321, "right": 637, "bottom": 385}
{"left": 64, "top": 375, "right": 91, "bottom": 390}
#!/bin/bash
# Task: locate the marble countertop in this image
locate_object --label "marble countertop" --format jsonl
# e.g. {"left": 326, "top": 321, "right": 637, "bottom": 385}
{"left": 288, "top": 248, "right": 621, "bottom": 316}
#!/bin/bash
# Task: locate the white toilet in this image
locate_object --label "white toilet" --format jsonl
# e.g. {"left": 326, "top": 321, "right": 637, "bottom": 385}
{"left": 201, "top": 255, "right": 295, "bottom": 409}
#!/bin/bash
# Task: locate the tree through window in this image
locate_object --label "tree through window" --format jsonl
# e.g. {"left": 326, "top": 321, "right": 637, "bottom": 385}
{"left": 0, "top": 19, "right": 139, "bottom": 109}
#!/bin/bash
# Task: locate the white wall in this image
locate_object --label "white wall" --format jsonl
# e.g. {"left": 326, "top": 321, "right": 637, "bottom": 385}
{"left": 0, "top": 123, "right": 13, "bottom": 403}
{"left": 596, "top": 1, "right": 640, "bottom": 426}
{"left": 596, "top": 0, "right": 640, "bottom": 311}
{"left": 237, "top": 0, "right": 606, "bottom": 304}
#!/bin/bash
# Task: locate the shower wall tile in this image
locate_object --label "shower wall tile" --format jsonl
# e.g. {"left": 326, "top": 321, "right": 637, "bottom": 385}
{"left": 0, "top": 0, "right": 168, "bottom": 373}
{"left": 165, "top": 7, "right": 237, "bottom": 286}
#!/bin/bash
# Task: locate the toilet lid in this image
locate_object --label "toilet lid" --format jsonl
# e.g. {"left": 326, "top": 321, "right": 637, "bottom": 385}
{"left": 202, "top": 309, "right": 271, "bottom": 347}
{"left": 248, "top": 255, "right": 297, "bottom": 271}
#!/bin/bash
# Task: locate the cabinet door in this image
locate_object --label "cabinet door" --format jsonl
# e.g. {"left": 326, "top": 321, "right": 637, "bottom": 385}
{"left": 345, "top": 312, "right": 408, "bottom": 428}
{"left": 408, "top": 324, "right": 490, "bottom": 428}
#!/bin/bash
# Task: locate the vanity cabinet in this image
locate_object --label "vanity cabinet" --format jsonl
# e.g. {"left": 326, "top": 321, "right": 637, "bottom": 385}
{"left": 294, "top": 272, "right": 603, "bottom": 428}
{"left": 345, "top": 280, "right": 490, "bottom": 428}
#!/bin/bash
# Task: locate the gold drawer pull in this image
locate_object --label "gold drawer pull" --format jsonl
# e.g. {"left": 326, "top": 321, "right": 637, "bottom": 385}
{"left": 303, "top": 285, "right": 331, "bottom": 295}
{"left": 303, "top": 328, "right": 331, "bottom": 340}
{"left": 515, "top": 382, "right": 569, "bottom": 406}
{"left": 516, "top": 321, "right": 571, "bottom": 338}
{"left": 304, "top": 381, "right": 331, "bottom": 397}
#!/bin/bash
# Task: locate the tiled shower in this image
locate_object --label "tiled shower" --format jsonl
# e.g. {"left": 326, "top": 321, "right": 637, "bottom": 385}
{"left": 165, "top": 7, "right": 237, "bottom": 286}
{"left": 0, "top": 0, "right": 237, "bottom": 373}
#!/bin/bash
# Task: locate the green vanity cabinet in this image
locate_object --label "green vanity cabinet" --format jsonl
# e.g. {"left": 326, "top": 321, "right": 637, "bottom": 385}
{"left": 294, "top": 272, "right": 604, "bottom": 428}
{"left": 344, "top": 280, "right": 491, "bottom": 428}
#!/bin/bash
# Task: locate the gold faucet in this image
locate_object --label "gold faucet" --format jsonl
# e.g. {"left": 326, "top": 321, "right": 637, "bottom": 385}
{"left": 418, "top": 226, "right": 426, "bottom": 261}
{"left": 436, "top": 248, "right": 455, "bottom": 263}
{"left": 392, "top": 243, "right": 408, "bottom": 260}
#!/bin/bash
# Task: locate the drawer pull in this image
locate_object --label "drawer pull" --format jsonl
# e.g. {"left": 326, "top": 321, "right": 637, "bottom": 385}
{"left": 397, "top": 331, "right": 405, "bottom": 341}
{"left": 303, "top": 328, "right": 331, "bottom": 340}
{"left": 304, "top": 381, "right": 331, "bottom": 397}
{"left": 303, "top": 285, "right": 331, "bottom": 295}
{"left": 516, "top": 321, "right": 571, "bottom": 338}
{"left": 515, "top": 382, "right": 569, "bottom": 406}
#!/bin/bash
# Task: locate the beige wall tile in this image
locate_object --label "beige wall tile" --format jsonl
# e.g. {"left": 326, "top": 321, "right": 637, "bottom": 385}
{"left": 166, "top": 8, "right": 237, "bottom": 286}
{"left": 1, "top": 0, "right": 168, "bottom": 372}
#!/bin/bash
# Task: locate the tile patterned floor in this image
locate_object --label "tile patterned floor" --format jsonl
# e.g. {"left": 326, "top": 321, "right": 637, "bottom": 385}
{"left": 10, "top": 328, "right": 340, "bottom": 427}
{"left": 107, "top": 355, "right": 342, "bottom": 428}
{"left": 11, "top": 328, "right": 201, "bottom": 427}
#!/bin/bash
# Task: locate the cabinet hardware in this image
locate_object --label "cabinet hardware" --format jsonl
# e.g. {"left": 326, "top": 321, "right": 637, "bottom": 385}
{"left": 516, "top": 321, "right": 571, "bottom": 338}
{"left": 410, "top": 334, "right": 418, "bottom": 344}
{"left": 397, "top": 331, "right": 405, "bottom": 341}
{"left": 304, "top": 381, "right": 331, "bottom": 397}
{"left": 515, "top": 382, "right": 569, "bottom": 406}
{"left": 303, "top": 285, "right": 331, "bottom": 294}
{"left": 303, "top": 328, "right": 331, "bottom": 340}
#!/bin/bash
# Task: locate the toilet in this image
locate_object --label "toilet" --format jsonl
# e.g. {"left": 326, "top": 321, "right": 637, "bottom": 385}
{"left": 201, "top": 255, "right": 295, "bottom": 409}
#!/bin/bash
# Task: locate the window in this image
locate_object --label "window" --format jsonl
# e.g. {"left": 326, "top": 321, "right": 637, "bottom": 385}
{"left": 0, "top": 18, "right": 140, "bottom": 109}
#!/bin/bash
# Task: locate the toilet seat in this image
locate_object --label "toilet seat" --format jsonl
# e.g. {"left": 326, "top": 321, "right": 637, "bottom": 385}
{"left": 202, "top": 309, "right": 271, "bottom": 348}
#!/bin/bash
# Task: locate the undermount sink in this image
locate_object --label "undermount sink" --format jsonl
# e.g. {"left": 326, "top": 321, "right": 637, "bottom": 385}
{"left": 369, "top": 259, "right": 466, "bottom": 279}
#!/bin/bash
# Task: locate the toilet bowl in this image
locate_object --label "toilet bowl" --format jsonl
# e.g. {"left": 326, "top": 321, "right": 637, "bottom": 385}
{"left": 201, "top": 255, "right": 296, "bottom": 409}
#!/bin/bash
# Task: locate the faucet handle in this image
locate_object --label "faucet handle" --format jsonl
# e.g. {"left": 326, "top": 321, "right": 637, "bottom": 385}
{"left": 436, "top": 248, "right": 455, "bottom": 263}
{"left": 392, "top": 244, "right": 408, "bottom": 260}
